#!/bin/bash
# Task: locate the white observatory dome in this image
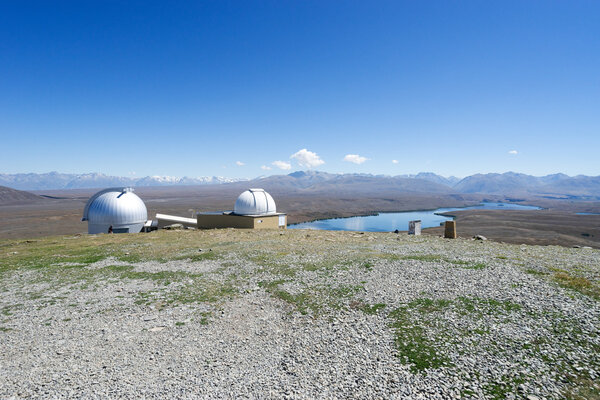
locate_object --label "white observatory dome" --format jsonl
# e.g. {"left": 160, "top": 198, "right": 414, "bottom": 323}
{"left": 234, "top": 188, "right": 276, "bottom": 216}
{"left": 82, "top": 188, "right": 148, "bottom": 234}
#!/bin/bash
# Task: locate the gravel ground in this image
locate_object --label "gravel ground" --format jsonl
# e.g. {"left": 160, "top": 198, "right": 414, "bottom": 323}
{"left": 0, "top": 229, "right": 598, "bottom": 399}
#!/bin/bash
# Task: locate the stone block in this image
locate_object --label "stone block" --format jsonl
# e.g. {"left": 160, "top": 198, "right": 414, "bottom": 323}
{"left": 444, "top": 220, "right": 457, "bottom": 239}
{"left": 408, "top": 220, "right": 421, "bottom": 235}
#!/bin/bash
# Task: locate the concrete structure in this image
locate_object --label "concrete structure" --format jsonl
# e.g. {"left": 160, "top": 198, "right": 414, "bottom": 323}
{"left": 444, "top": 220, "right": 457, "bottom": 239}
{"left": 82, "top": 188, "right": 147, "bottom": 234}
{"left": 408, "top": 220, "right": 421, "bottom": 235}
{"left": 197, "top": 189, "right": 287, "bottom": 230}
{"left": 197, "top": 211, "right": 286, "bottom": 229}
{"left": 143, "top": 219, "right": 158, "bottom": 232}
{"left": 156, "top": 213, "right": 197, "bottom": 229}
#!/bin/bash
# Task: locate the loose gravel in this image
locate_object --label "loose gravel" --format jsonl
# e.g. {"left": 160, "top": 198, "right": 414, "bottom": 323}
{"left": 0, "top": 229, "right": 598, "bottom": 399}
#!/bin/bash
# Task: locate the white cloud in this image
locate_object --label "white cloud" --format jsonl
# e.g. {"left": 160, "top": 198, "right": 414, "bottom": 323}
{"left": 236, "top": 161, "right": 245, "bottom": 166}
{"left": 260, "top": 165, "right": 272, "bottom": 171}
{"left": 343, "top": 154, "right": 368, "bottom": 164}
{"left": 392, "top": 160, "right": 399, "bottom": 164}
{"left": 272, "top": 160, "right": 291, "bottom": 170}
{"left": 508, "top": 150, "right": 518, "bottom": 155}
{"left": 290, "top": 149, "right": 325, "bottom": 169}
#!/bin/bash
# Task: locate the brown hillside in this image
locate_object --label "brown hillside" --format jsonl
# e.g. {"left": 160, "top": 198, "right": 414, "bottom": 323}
{"left": 0, "top": 185, "right": 47, "bottom": 205}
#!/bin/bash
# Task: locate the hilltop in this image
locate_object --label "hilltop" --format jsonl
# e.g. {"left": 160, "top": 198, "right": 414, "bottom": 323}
{"left": 0, "top": 185, "right": 47, "bottom": 206}
{"left": 1, "top": 229, "right": 598, "bottom": 398}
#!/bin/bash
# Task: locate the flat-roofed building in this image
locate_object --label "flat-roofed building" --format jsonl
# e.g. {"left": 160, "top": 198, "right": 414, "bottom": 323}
{"left": 197, "top": 189, "right": 287, "bottom": 229}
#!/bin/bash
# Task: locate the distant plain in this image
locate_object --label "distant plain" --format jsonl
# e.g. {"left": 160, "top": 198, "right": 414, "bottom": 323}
{"left": 1, "top": 183, "right": 599, "bottom": 249}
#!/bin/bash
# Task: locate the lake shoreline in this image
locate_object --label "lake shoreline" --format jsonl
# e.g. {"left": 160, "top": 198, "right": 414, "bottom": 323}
{"left": 288, "top": 202, "right": 543, "bottom": 231}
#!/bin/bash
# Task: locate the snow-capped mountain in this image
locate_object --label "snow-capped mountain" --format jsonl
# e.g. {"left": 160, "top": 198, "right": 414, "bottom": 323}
{"left": 0, "top": 172, "right": 246, "bottom": 190}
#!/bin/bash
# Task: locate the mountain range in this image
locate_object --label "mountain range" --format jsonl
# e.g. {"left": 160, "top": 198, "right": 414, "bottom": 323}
{"left": 252, "top": 171, "right": 600, "bottom": 198}
{"left": 0, "top": 170, "right": 599, "bottom": 199}
{"left": 0, "top": 172, "right": 244, "bottom": 191}
{"left": 252, "top": 171, "right": 454, "bottom": 194}
{"left": 452, "top": 172, "right": 600, "bottom": 197}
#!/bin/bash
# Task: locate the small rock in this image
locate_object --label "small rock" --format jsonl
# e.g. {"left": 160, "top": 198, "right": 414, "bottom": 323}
{"left": 163, "top": 223, "right": 184, "bottom": 230}
{"left": 474, "top": 235, "right": 487, "bottom": 241}
{"left": 142, "top": 315, "right": 157, "bottom": 321}
{"left": 149, "top": 326, "right": 166, "bottom": 332}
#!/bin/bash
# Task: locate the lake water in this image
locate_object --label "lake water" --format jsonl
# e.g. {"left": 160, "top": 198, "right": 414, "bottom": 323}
{"left": 576, "top": 212, "right": 600, "bottom": 215}
{"left": 288, "top": 202, "right": 542, "bottom": 232}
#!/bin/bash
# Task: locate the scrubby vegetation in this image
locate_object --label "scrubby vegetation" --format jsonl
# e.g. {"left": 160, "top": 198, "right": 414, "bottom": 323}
{"left": 1, "top": 229, "right": 598, "bottom": 399}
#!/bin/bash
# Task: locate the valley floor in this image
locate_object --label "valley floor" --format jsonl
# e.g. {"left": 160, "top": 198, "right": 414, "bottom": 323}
{"left": 0, "top": 230, "right": 598, "bottom": 399}
{"left": 425, "top": 209, "right": 600, "bottom": 249}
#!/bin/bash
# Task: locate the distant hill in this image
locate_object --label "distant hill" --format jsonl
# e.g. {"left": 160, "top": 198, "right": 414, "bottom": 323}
{"left": 536, "top": 175, "right": 600, "bottom": 197}
{"left": 454, "top": 172, "right": 600, "bottom": 198}
{"left": 1, "top": 170, "right": 599, "bottom": 199}
{"left": 252, "top": 170, "right": 453, "bottom": 194}
{"left": 454, "top": 172, "right": 540, "bottom": 194}
{"left": 0, "top": 186, "right": 47, "bottom": 205}
{"left": 0, "top": 172, "right": 245, "bottom": 191}
{"left": 397, "top": 172, "right": 461, "bottom": 186}
{"left": 251, "top": 171, "right": 600, "bottom": 199}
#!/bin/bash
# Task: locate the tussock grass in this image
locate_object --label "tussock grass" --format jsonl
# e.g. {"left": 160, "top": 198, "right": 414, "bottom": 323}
{"left": 389, "top": 305, "right": 453, "bottom": 373}
{"left": 359, "top": 303, "right": 386, "bottom": 315}
{"left": 0, "top": 230, "right": 257, "bottom": 274}
{"left": 401, "top": 254, "right": 487, "bottom": 270}
{"left": 258, "top": 279, "right": 364, "bottom": 316}
{"left": 388, "top": 296, "right": 524, "bottom": 374}
{"left": 525, "top": 268, "right": 547, "bottom": 276}
{"left": 175, "top": 251, "right": 220, "bottom": 262}
{"left": 562, "top": 376, "right": 600, "bottom": 400}
{"left": 554, "top": 272, "right": 598, "bottom": 300}
{"left": 1, "top": 228, "right": 598, "bottom": 399}
{"left": 524, "top": 265, "right": 598, "bottom": 301}
{"left": 401, "top": 254, "right": 444, "bottom": 262}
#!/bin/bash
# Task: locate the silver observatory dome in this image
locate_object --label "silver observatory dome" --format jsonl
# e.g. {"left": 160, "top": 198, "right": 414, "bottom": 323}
{"left": 82, "top": 188, "right": 147, "bottom": 234}
{"left": 234, "top": 188, "right": 276, "bottom": 216}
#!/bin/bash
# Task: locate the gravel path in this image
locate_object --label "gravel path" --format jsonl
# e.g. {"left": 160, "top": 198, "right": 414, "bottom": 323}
{"left": 0, "top": 230, "right": 598, "bottom": 399}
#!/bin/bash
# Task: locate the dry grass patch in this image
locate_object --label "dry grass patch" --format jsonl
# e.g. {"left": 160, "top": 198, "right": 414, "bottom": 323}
{"left": 554, "top": 272, "right": 598, "bottom": 300}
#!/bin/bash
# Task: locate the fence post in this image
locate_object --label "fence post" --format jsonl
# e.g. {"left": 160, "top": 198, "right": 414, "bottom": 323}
{"left": 444, "top": 220, "right": 457, "bottom": 239}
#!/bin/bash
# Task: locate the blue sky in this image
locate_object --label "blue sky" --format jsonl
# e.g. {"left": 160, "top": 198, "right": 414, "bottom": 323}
{"left": 1, "top": 1, "right": 599, "bottom": 179}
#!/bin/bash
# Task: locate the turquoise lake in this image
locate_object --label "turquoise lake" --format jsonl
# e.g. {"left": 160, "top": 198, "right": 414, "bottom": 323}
{"left": 288, "top": 202, "right": 542, "bottom": 232}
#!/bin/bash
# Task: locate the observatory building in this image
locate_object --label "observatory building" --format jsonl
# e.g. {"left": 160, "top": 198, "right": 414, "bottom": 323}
{"left": 197, "top": 188, "right": 287, "bottom": 229}
{"left": 82, "top": 188, "right": 148, "bottom": 234}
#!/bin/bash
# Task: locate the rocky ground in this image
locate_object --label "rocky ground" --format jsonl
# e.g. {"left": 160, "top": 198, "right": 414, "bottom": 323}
{"left": 0, "top": 229, "right": 598, "bottom": 399}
